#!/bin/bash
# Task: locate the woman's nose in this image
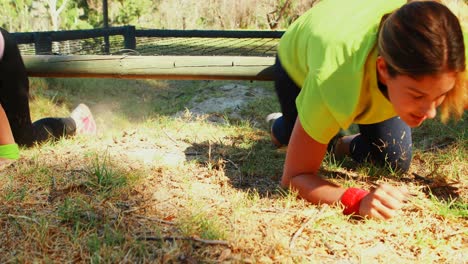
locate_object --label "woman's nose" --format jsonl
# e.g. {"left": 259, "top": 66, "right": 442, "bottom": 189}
{"left": 421, "top": 102, "right": 437, "bottom": 119}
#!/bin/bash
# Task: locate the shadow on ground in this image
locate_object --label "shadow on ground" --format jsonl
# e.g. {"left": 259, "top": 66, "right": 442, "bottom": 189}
{"left": 184, "top": 139, "right": 285, "bottom": 197}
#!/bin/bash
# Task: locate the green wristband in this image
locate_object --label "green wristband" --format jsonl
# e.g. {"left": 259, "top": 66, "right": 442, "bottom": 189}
{"left": 0, "top": 143, "right": 20, "bottom": 160}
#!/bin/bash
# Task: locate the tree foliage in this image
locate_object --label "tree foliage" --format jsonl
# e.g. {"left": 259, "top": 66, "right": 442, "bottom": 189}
{"left": 0, "top": 0, "right": 324, "bottom": 32}
{"left": 0, "top": 0, "right": 315, "bottom": 32}
{"left": 0, "top": 0, "right": 94, "bottom": 32}
{"left": 112, "top": 0, "right": 153, "bottom": 25}
{"left": 1, "top": 0, "right": 465, "bottom": 33}
{"left": 0, "top": 0, "right": 34, "bottom": 31}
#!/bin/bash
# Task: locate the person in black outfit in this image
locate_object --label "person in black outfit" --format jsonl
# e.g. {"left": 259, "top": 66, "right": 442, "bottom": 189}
{"left": 0, "top": 27, "right": 96, "bottom": 166}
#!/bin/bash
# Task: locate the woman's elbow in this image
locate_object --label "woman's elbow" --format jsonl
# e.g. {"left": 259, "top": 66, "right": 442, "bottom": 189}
{"left": 280, "top": 173, "right": 293, "bottom": 188}
{"left": 280, "top": 172, "right": 302, "bottom": 189}
{"left": 280, "top": 176, "right": 289, "bottom": 188}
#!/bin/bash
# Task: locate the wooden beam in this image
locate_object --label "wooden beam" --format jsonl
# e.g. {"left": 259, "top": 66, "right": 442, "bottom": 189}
{"left": 22, "top": 55, "right": 276, "bottom": 81}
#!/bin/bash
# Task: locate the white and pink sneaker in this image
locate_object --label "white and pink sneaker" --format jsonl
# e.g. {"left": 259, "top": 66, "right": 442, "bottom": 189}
{"left": 70, "top": 103, "right": 97, "bottom": 135}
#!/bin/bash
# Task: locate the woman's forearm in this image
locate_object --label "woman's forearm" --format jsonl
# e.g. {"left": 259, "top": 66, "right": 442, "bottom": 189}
{"left": 280, "top": 118, "right": 345, "bottom": 205}
{"left": 289, "top": 174, "right": 346, "bottom": 205}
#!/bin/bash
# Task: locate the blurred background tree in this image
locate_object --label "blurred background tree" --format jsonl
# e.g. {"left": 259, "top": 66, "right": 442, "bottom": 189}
{"left": 3, "top": 0, "right": 463, "bottom": 33}
{"left": 0, "top": 0, "right": 319, "bottom": 32}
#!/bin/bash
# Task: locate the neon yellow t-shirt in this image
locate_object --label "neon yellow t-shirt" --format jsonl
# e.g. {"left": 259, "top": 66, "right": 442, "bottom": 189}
{"left": 277, "top": 0, "right": 406, "bottom": 144}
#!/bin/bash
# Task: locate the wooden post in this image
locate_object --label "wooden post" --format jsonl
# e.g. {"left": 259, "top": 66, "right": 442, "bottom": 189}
{"left": 124, "top": 26, "right": 136, "bottom": 51}
{"left": 34, "top": 32, "right": 52, "bottom": 55}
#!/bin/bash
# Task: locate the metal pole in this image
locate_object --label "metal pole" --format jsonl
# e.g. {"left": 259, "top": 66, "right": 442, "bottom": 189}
{"left": 103, "top": 0, "right": 110, "bottom": 54}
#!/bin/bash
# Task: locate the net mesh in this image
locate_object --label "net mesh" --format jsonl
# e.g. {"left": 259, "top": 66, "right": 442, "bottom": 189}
{"left": 18, "top": 35, "right": 279, "bottom": 57}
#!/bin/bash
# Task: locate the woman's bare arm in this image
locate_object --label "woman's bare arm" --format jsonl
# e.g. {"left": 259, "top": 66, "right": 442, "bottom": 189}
{"left": 281, "top": 118, "right": 409, "bottom": 219}
{"left": 281, "top": 118, "right": 346, "bottom": 205}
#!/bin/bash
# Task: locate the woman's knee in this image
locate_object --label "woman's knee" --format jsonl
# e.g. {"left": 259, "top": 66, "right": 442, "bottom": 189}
{"left": 349, "top": 131, "right": 412, "bottom": 173}
{"left": 378, "top": 146, "right": 412, "bottom": 173}
{"left": 355, "top": 117, "right": 412, "bottom": 173}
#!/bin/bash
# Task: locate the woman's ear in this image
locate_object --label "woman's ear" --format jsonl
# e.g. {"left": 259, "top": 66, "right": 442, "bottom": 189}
{"left": 376, "top": 56, "right": 389, "bottom": 84}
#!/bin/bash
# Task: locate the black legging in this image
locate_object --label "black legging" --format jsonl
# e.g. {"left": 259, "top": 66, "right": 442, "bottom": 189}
{"left": 0, "top": 28, "right": 76, "bottom": 147}
{"left": 272, "top": 56, "right": 412, "bottom": 172}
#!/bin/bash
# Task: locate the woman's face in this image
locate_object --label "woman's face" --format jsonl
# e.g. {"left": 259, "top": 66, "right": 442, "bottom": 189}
{"left": 377, "top": 57, "right": 456, "bottom": 127}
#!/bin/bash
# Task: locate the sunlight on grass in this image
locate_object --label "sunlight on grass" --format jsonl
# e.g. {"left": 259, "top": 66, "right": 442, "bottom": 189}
{"left": 179, "top": 210, "right": 227, "bottom": 240}
{"left": 429, "top": 195, "right": 468, "bottom": 219}
{"left": 85, "top": 153, "right": 129, "bottom": 197}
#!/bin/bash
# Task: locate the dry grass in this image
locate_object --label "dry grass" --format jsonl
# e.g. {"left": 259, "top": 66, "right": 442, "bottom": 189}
{"left": 0, "top": 77, "right": 466, "bottom": 263}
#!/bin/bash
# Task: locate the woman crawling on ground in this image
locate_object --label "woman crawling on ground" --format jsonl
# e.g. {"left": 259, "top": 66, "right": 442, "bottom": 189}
{"left": 269, "top": 0, "right": 467, "bottom": 220}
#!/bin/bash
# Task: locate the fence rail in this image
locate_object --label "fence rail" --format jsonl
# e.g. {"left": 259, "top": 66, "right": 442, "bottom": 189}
{"left": 12, "top": 26, "right": 284, "bottom": 55}
{"left": 23, "top": 55, "right": 275, "bottom": 81}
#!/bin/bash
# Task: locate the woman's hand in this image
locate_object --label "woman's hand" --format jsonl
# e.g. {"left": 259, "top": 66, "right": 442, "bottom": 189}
{"left": 359, "top": 183, "right": 409, "bottom": 220}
